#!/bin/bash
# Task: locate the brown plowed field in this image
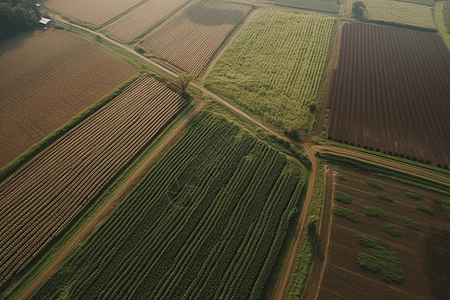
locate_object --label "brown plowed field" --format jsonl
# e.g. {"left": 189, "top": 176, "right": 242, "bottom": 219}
{"left": 0, "top": 29, "right": 135, "bottom": 168}
{"left": 141, "top": 0, "right": 252, "bottom": 76}
{"left": 45, "top": 0, "right": 142, "bottom": 26}
{"left": 327, "top": 23, "right": 450, "bottom": 169}
{"left": 103, "top": 0, "right": 188, "bottom": 42}
{"left": 0, "top": 75, "right": 185, "bottom": 287}
{"left": 306, "top": 166, "right": 450, "bottom": 300}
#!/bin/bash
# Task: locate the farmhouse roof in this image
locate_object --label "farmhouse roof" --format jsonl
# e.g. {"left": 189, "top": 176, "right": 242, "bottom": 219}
{"left": 39, "top": 18, "right": 52, "bottom": 25}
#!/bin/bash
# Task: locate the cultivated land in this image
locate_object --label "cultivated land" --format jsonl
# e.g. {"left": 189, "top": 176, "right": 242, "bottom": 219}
{"left": 327, "top": 23, "right": 450, "bottom": 168}
{"left": 45, "top": 0, "right": 142, "bottom": 26}
{"left": 141, "top": 0, "right": 252, "bottom": 76}
{"left": 30, "top": 111, "right": 308, "bottom": 300}
{"left": 0, "top": 75, "right": 185, "bottom": 288}
{"left": 303, "top": 166, "right": 450, "bottom": 300}
{"left": 103, "top": 0, "right": 188, "bottom": 42}
{"left": 393, "top": 0, "right": 434, "bottom": 6}
{"left": 342, "top": 0, "right": 436, "bottom": 29}
{"left": 205, "top": 9, "right": 334, "bottom": 132}
{"left": 275, "top": 0, "right": 340, "bottom": 13}
{"left": 0, "top": 29, "right": 135, "bottom": 168}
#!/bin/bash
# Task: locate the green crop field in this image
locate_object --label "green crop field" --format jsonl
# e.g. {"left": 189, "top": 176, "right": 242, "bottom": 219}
{"left": 275, "top": 0, "right": 340, "bottom": 13}
{"left": 204, "top": 9, "right": 335, "bottom": 132}
{"left": 30, "top": 111, "right": 308, "bottom": 300}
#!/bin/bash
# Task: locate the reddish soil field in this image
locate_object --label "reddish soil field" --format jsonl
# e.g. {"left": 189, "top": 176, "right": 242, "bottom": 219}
{"left": 305, "top": 166, "right": 450, "bottom": 300}
{"left": 327, "top": 23, "right": 450, "bottom": 169}
{"left": 0, "top": 29, "right": 136, "bottom": 168}
{"left": 0, "top": 75, "right": 185, "bottom": 287}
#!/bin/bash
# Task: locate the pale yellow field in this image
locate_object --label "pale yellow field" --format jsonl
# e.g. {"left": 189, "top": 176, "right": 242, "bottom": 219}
{"left": 46, "top": 0, "right": 142, "bottom": 26}
{"left": 103, "top": 0, "right": 188, "bottom": 41}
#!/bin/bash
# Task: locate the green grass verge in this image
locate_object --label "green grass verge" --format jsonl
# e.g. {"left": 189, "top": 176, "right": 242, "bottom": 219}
{"left": 0, "top": 102, "right": 199, "bottom": 300}
{"left": 366, "top": 178, "right": 384, "bottom": 190}
{"left": 416, "top": 202, "right": 434, "bottom": 215}
{"left": 382, "top": 224, "right": 403, "bottom": 237}
{"left": 376, "top": 194, "right": 393, "bottom": 202}
{"left": 404, "top": 189, "right": 421, "bottom": 200}
{"left": 356, "top": 235, "right": 403, "bottom": 283}
{"left": 334, "top": 191, "right": 352, "bottom": 204}
{"left": 402, "top": 218, "right": 421, "bottom": 231}
{"left": 364, "top": 206, "right": 388, "bottom": 220}
{"left": 0, "top": 74, "right": 140, "bottom": 184}
{"left": 333, "top": 206, "right": 359, "bottom": 223}
{"left": 316, "top": 152, "right": 450, "bottom": 197}
{"left": 285, "top": 162, "right": 325, "bottom": 299}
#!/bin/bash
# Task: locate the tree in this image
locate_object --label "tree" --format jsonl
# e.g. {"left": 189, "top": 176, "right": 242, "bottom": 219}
{"left": 352, "top": 1, "right": 366, "bottom": 19}
{"left": 176, "top": 74, "right": 193, "bottom": 95}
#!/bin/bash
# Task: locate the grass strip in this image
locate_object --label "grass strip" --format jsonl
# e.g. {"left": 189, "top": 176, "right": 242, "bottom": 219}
{"left": 334, "top": 191, "right": 352, "bottom": 204}
{"left": 333, "top": 206, "right": 359, "bottom": 223}
{"left": 356, "top": 235, "right": 403, "bottom": 283}
{"left": 364, "top": 206, "right": 387, "bottom": 220}
{"left": 382, "top": 224, "right": 403, "bottom": 237}
{"left": 402, "top": 218, "right": 421, "bottom": 231}
{"left": 416, "top": 202, "right": 434, "bottom": 215}
{"left": 376, "top": 194, "right": 393, "bottom": 202}
{"left": 366, "top": 178, "right": 384, "bottom": 190}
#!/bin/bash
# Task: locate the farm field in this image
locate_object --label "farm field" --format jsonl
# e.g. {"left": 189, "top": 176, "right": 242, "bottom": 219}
{"left": 102, "top": 0, "right": 189, "bottom": 42}
{"left": 327, "top": 23, "right": 450, "bottom": 168}
{"left": 204, "top": 9, "right": 335, "bottom": 132}
{"left": 275, "top": 0, "right": 340, "bottom": 13}
{"left": 0, "top": 75, "right": 185, "bottom": 288}
{"left": 45, "top": 0, "right": 142, "bottom": 26}
{"left": 140, "top": 0, "right": 252, "bottom": 76}
{"left": 30, "top": 110, "right": 308, "bottom": 300}
{"left": 304, "top": 166, "right": 450, "bottom": 300}
{"left": 342, "top": 0, "right": 435, "bottom": 29}
{"left": 445, "top": 1, "right": 450, "bottom": 32}
{"left": 0, "top": 29, "right": 135, "bottom": 168}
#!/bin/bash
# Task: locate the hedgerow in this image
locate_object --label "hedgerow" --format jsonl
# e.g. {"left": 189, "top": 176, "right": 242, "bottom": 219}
{"left": 405, "top": 189, "right": 421, "bottom": 199}
{"left": 366, "top": 178, "right": 384, "bottom": 190}
{"left": 416, "top": 202, "right": 434, "bottom": 215}
{"left": 364, "top": 206, "right": 388, "bottom": 220}
{"left": 382, "top": 224, "right": 403, "bottom": 237}
{"left": 333, "top": 206, "right": 359, "bottom": 223}
{"left": 402, "top": 218, "right": 421, "bottom": 231}
{"left": 376, "top": 194, "right": 394, "bottom": 202}
{"left": 334, "top": 191, "right": 352, "bottom": 204}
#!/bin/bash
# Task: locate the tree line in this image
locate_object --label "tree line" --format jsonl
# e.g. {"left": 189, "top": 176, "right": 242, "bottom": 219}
{"left": 0, "top": 0, "right": 42, "bottom": 40}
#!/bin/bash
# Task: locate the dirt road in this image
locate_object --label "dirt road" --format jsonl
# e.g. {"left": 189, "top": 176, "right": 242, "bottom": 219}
{"left": 18, "top": 102, "right": 206, "bottom": 300}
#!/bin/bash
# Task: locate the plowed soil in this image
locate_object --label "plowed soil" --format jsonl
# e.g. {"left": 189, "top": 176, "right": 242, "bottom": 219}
{"left": 0, "top": 29, "right": 135, "bottom": 168}
{"left": 304, "top": 166, "right": 450, "bottom": 300}
{"left": 327, "top": 23, "right": 450, "bottom": 168}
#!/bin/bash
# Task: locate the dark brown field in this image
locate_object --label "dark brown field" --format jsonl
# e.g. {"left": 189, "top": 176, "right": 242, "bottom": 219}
{"left": 304, "top": 166, "right": 450, "bottom": 300}
{"left": 327, "top": 23, "right": 450, "bottom": 169}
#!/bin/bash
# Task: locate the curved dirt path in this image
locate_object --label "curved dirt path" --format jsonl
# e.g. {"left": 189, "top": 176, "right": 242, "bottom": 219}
{"left": 18, "top": 102, "right": 206, "bottom": 300}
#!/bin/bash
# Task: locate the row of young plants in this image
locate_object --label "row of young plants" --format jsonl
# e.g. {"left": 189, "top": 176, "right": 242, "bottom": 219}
{"left": 31, "top": 111, "right": 308, "bottom": 300}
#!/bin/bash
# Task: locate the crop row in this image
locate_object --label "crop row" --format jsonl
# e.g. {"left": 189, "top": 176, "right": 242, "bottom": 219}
{"left": 204, "top": 9, "right": 335, "bottom": 132}
{"left": 31, "top": 111, "right": 307, "bottom": 300}
{"left": 275, "top": 0, "right": 340, "bottom": 13}
{"left": 0, "top": 75, "right": 185, "bottom": 287}
{"left": 141, "top": 0, "right": 251, "bottom": 76}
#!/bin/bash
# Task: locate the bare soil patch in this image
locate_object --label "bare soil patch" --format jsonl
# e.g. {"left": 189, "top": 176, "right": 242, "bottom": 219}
{"left": 0, "top": 29, "right": 135, "bottom": 168}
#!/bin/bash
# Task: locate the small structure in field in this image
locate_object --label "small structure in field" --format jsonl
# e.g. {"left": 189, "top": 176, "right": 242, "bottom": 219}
{"left": 39, "top": 18, "right": 52, "bottom": 27}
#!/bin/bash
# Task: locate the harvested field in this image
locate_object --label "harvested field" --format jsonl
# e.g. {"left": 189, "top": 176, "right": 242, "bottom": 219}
{"left": 304, "top": 166, "right": 450, "bottom": 300}
{"left": 30, "top": 111, "right": 308, "bottom": 300}
{"left": 103, "top": 0, "right": 189, "bottom": 42}
{"left": 45, "top": 0, "right": 142, "bottom": 26}
{"left": 0, "top": 29, "right": 135, "bottom": 168}
{"left": 275, "top": 0, "right": 340, "bottom": 13}
{"left": 327, "top": 23, "right": 450, "bottom": 168}
{"left": 0, "top": 75, "right": 185, "bottom": 287}
{"left": 141, "top": 0, "right": 252, "bottom": 76}
{"left": 204, "top": 9, "right": 335, "bottom": 132}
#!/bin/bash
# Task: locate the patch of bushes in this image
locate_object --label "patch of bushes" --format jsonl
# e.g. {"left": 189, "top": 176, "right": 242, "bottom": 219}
{"left": 402, "top": 218, "right": 420, "bottom": 231}
{"left": 435, "top": 197, "right": 450, "bottom": 219}
{"left": 405, "top": 189, "right": 421, "bottom": 199}
{"left": 134, "top": 45, "right": 146, "bottom": 55}
{"left": 382, "top": 224, "right": 403, "bottom": 237}
{"left": 416, "top": 202, "right": 434, "bottom": 215}
{"left": 338, "top": 174, "right": 346, "bottom": 180}
{"left": 376, "top": 194, "right": 393, "bottom": 202}
{"left": 334, "top": 191, "right": 352, "bottom": 204}
{"left": 364, "top": 206, "right": 388, "bottom": 220}
{"left": 333, "top": 206, "right": 359, "bottom": 223}
{"left": 356, "top": 235, "right": 403, "bottom": 283}
{"left": 366, "top": 178, "right": 384, "bottom": 190}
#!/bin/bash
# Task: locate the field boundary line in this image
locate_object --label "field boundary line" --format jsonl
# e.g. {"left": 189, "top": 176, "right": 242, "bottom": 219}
{"left": 17, "top": 101, "right": 206, "bottom": 300}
